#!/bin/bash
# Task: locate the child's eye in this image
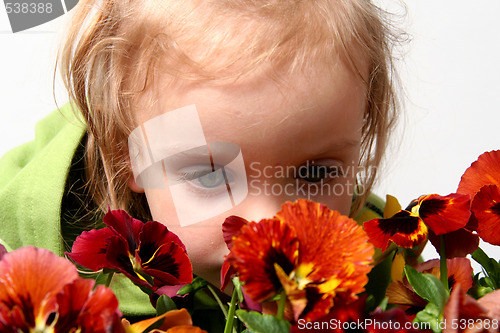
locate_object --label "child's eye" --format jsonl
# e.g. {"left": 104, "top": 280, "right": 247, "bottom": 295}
{"left": 296, "top": 164, "right": 342, "bottom": 183}
{"left": 191, "top": 170, "right": 226, "bottom": 188}
{"left": 178, "top": 166, "right": 232, "bottom": 191}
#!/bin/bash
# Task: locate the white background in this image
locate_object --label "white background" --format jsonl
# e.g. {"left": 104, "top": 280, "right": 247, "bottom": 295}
{"left": 1, "top": 1, "right": 499, "bottom": 264}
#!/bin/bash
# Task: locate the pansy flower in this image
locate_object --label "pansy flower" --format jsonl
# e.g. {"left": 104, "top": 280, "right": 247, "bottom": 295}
{"left": 442, "top": 284, "right": 496, "bottom": 333}
{"left": 220, "top": 216, "right": 249, "bottom": 292}
{"left": 123, "top": 308, "right": 207, "bottom": 333}
{"left": 225, "top": 200, "right": 374, "bottom": 321}
{"left": 0, "top": 246, "right": 124, "bottom": 333}
{"left": 458, "top": 150, "right": 500, "bottom": 245}
{"left": 67, "top": 209, "right": 193, "bottom": 291}
{"left": 290, "top": 296, "right": 367, "bottom": 333}
{"left": 363, "top": 193, "right": 471, "bottom": 251}
{"left": 386, "top": 257, "right": 473, "bottom": 315}
{"left": 290, "top": 295, "right": 425, "bottom": 333}
{"left": 427, "top": 227, "right": 479, "bottom": 259}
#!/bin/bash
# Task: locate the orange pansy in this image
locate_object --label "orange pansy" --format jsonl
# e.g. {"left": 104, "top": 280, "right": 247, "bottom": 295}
{"left": 227, "top": 199, "right": 374, "bottom": 321}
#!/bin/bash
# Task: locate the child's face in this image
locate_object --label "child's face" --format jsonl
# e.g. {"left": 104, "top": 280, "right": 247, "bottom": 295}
{"left": 132, "top": 60, "right": 367, "bottom": 288}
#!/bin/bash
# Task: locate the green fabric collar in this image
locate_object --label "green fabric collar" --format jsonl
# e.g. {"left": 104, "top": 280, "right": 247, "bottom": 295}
{"left": 0, "top": 104, "right": 86, "bottom": 255}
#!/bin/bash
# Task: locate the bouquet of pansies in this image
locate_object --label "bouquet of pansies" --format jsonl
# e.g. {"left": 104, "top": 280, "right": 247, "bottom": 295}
{"left": 2, "top": 150, "right": 500, "bottom": 333}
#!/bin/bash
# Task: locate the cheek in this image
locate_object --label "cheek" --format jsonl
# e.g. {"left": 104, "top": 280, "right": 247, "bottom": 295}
{"left": 305, "top": 181, "right": 356, "bottom": 216}
{"left": 303, "top": 166, "right": 359, "bottom": 216}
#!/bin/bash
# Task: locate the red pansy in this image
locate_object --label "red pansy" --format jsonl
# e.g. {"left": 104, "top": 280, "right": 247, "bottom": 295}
{"left": 67, "top": 209, "right": 192, "bottom": 291}
{"left": 364, "top": 193, "right": 471, "bottom": 251}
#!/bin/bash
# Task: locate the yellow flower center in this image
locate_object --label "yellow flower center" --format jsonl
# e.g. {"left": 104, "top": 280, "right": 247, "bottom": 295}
{"left": 293, "top": 263, "right": 315, "bottom": 289}
{"left": 129, "top": 253, "right": 150, "bottom": 283}
{"left": 410, "top": 203, "right": 421, "bottom": 217}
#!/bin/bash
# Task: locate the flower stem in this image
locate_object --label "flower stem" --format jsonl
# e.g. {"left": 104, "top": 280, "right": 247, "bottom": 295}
{"left": 206, "top": 285, "right": 229, "bottom": 319}
{"left": 105, "top": 271, "right": 114, "bottom": 288}
{"left": 277, "top": 290, "right": 287, "bottom": 320}
{"left": 224, "top": 287, "right": 238, "bottom": 333}
{"left": 439, "top": 235, "right": 449, "bottom": 291}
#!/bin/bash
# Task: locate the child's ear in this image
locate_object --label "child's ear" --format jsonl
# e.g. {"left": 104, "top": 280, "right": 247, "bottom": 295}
{"left": 128, "top": 176, "right": 145, "bottom": 193}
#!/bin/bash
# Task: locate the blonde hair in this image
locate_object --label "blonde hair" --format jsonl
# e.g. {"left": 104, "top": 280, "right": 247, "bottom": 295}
{"left": 59, "top": 0, "right": 402, "bottom": 219}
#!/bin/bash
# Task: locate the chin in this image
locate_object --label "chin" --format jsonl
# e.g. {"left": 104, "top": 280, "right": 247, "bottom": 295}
{"left": 190, "top": 249, "right": 226, "bottom": 287}
{"left": 194, "top": 261, "right": 224, "bottom": 288}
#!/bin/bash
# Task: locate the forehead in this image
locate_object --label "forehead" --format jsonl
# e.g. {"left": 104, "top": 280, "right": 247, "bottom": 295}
{"left": 143, "top": 57, "right": 366, "bottom": 124}
{"left": 134, "top": 59, "right": 366, "bottom": 167}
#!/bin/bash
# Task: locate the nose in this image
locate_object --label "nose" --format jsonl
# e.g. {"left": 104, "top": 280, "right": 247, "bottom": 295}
{"left": 233, "top": 195, "right": 285, "bottom": 223}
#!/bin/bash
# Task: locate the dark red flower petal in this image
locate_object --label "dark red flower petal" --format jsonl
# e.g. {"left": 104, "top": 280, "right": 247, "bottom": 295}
{"left": 471, "top": 184, "right": 500, "bottom": 245}
{"left": 428, "top": 228, "right": 479, "bottom": 258}
{"left": 54, "top": 278, "right": 123, "bottom": 333}
{"left": 105, "top": 236, "right": 148, "bottom": 288}
{"left": 0, "top": 303, "right": 26, "bottom": 333}
{"left": 363, "top": 210, "right": 427, "bottom": 250}
{"left": 0, "top": 244, "right": 6, "bottom": 261}
{"left": 103, "top": 209, "right": 144, "bottom": 254}
{"left": 418, "top": 193, "right": 471, "bottom": 235}
{"left": 300, "top": 287, "right": 335, "bottom": 322}
{"left": 458, "top": 150, "right": 500, "bottom": 198}
{"left": 138, "top": 221, "right": 186, "bottom": 262}
{"left": 240, "top": 287, "right": 263, "bottom": 312}
{"left": 76, "top": 284, "right": 124, "bottom": 333}
{"left": 465, "top": 213, "right": 478, "bottom": 231}
{"left": 290, "top": 296, "right": 367, "bottom": 333}
{"left": 66, "top": 227, "right": 115, "bottom": 271}
{"left": 230, "top": 218, "right": 299, "bottom": 302}
{"left": 138, "top": 222, "right": 192, "bottom": 287}
{"left": 222, "top": 216, "right": 249, "bottom": 250}
{"left": 220, "top": 216, "right": 250, "bottom": 291}
{"left": 54, "top": 278, "right": 96, "bottom": 332}
{"left": 220, "top": 260, "right": 236, "bottom": 292}
{"left": 417, "top": 258, "right": 473, "bottom": 292}
{"left": 141, "top": 241, "right": 193, "bottom": 286}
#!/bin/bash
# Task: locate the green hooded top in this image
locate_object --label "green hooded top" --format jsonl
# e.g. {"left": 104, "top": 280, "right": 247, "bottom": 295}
{"left": 0, "top": 104, "right": 385, "bottom": 329}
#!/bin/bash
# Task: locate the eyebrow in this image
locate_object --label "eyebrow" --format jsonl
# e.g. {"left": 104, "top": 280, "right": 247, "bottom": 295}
{"left": 161, "top": 142, "right": 241, "bottom": 167}
{"left": 312, "top": 138, "right": 361, "bottom": 157}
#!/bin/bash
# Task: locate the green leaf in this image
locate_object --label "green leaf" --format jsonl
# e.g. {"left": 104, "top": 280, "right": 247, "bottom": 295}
{"left": 135, "top": 283, "right": 154, "bottom": 296}
{"left": 177, "top": 276, "right": 209, "bottom": 295}
{"left": 102, "top": 268, "right": 116, "bottom": 275}
{"left": 235, "top": 310, "right": 290, "bottom": 333}
{"left": 377, "top": 297, "right": 389, "bottom": 311}
{"left": 364, "top": 253, "right": 393, "bottom": 311}
{"left": 156, "top": 295, "right": 177, "bottom": 315}
{"left": 404, "top": 265, "right": 448, "bottom": 312}
{"left": 472, "top": 247, "right": 500, "bottom": 289}
{"left": 414, "top": 303, "right": 441, "bottom": 333}
{"left": 266, "top": 294, "right": 282, "bottom": 302}
{"left": 94, "top": 271, "right": 107, "bottom": 285}
{"left": 93, "top": 269, "right": 118, "bottom": 286}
